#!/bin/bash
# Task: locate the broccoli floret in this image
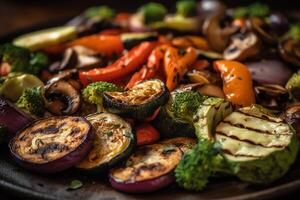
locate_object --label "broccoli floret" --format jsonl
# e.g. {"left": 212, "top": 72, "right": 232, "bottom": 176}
{"left": 84, "top": 6, "right": 116, "bottom": 19}
{"left": 139, "top": 3, "right": 167, "bottom": 24}
{"left": 168, "top": 90, "right": 206, "bottom": 122}
{"left": 175, "top": 139, "right": 237, "bottom": 191}
{"left": 0, "top": 43, "right": 48, "bottom": 76}
{"left": 16, "top": 87, "right": 45, "bottom": 117}
{"left": 82, "top": 82, "right": 124, "bottom": 112}
{"left": 175, "top": 140, "right": 221, "bottom": 190}
{"left": 176, "top": 0, "right": 197, "bottom": 17}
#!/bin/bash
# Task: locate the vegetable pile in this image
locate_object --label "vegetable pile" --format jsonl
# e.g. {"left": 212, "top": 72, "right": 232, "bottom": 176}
{"left": 1, "top": 0, "right": 300, "bottom": 194}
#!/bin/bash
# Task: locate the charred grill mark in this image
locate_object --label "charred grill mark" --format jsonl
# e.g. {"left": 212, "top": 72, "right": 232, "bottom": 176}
{"left": 31, "top": 123, "right": 66, "bottom": 135}
{"left": 221, "top": 121, "right": 291, "bottom": 136}
{"left": 223, "top": 149, "right": 263, "bottom": 158}
{"left": 216, "top": 131, "right": 286, "bottom": 148}
{"left": 236, "top": 110, "right": 281, "bottom": 123}
{"left": 70, "top": 127, "right": 81, "bottom": 135}
{"left": 31, "top": 143, "right": 69, "bottom": 159}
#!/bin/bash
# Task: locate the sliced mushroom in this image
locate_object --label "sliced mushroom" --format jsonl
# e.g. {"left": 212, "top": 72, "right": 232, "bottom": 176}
{"left": 47, "top": 69, "right": 78, "bottom": 85}
{"left": 279, "top": 39, "right": 300, "bottom": 67}
{"left": 254, "top": 84, "right": 289, "bottom": 110}
{"left": 44, "top": 80, "right": 81, "bottom": 115}
{"left": 224, "top": 32, "right": 261, "bottom": 61}
{"left": 250, "top": 17, "right": 278, "bottom": 45}
{"left": 283, "top": 104, "right": 300, "bottom": 138}
{"left": 203, "top": 15, "right": 239, "bottom": 52}
{"left": 197, "top": 84, "right": 225, "bottom": 98}
{"left": 187, "top": 70, "right": 221, "bottom": 85}
{"left": 49, "top": 46, "right": 105, "bottom": 72}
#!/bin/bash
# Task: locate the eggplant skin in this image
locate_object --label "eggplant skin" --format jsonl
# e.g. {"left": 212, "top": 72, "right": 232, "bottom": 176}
{"left": 77, "top": 112, "right": 135, "bottom": 174}
{"left": 9, "top": 116, "right": 94, "bottom": 173}
{"left": 152, "top": 107, "right": 196, "bottom": 138}
{"left": 103, "top": 79, "right": 169, "bottom": 120}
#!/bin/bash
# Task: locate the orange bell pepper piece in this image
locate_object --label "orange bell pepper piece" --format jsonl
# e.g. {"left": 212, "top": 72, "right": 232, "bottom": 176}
{"left": 213, "top": 60, "right": 255, "bottom": 107}
{"left": 165, "top": 47, "right": 197, "bottom": 91}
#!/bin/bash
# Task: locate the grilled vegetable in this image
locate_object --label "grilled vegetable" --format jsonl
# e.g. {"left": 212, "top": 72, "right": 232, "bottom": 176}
{"left": 215, "top": 106, "right": 299, "bottom": 184}
{"left": 286, "top": 70, "right": 300, "bottom": 101}
{"left": 136, "top": 123, "right": 160, "bottom": 146}
{"left": 103, "top": 79, "right": 169, "bottom": 120}
{"left": 0, "top": 44, "right": 48, "bottom": 76}
{"left": 13, "top": 26, "right": 77, "bottom": 51}
{"left": 152, "top": 106, "right": 195, "bottom": 138}
{"left": 214, "top": 60, "right": 256, "bottom": 107}
{"left": 9, "top": 116, "right": 94, "bottom": 173}
{"left": 121, "top": 32, "right": 158, "bottom": 49}
{"left": 109, "top": 143, "right": 182, "bottom": 193}
{"left": 0, "top": 97, "right": 33, "bottom": 135}
{"left": 84, "top": 6, "right": 115, "bottom": 19}
{"left": 15, "top": 87, "right": 45, "bottom": 118}
{"left": 79, "top": 41, "right": 157, "bottom": 86}
{"left": 176, "top": 0, "right": 197, "bottom": 17}
{"left": 82, "top": 82, "right": 124, "bottom": 112}
{"left": 194, "top": 97, "right": 233, "bottom": 140}
{"left": 77, "top": 113, "right": 134, "bottom": 173}
{"left": 0, "top": 74, "right": 44, "bottom": 102}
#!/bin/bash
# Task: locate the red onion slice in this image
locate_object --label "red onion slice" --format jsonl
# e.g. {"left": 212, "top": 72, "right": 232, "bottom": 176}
{"left": 0, "top": 97, "right": 33, "bottom": 135}
{"left": 109, "top": 173, "right": 175, "bottom": 193}
{"left": 9, "top": 116, "right": 94, "bottom": 173}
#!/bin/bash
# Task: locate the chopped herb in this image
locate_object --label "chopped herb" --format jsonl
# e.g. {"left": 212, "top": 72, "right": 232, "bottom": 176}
{"left": 67, "top": 180, "right": 83, "bottom": 190}
{"left": 106, "top": 131, "right": 113, "bottom": 137}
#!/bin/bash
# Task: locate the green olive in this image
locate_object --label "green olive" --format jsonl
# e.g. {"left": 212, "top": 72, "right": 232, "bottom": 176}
{"left": 0, "top": 74, "right": 44, "bottom": 102}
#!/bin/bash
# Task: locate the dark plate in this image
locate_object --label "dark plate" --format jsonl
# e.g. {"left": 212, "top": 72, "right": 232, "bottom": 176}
{"left": 1, "top": 11, "right": 300, "bottom": 200}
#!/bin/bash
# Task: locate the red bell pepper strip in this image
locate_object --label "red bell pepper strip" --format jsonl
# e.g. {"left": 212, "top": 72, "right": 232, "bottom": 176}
{"left": 79, "top": 41, "right": 157, "bottom": 86}
{"left": 213, "top": 60, "right": 256, "bottom": 107}
{"left": 136, "top": 123, "right": 160, "bottom": 146}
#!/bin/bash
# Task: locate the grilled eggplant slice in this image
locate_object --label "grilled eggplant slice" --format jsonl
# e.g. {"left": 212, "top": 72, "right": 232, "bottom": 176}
{"left": 215, "top": 105, "right": 299, "bottom": 184}
{"left": 9, "top": 116, "right": 93, "bottom": 173}
{"left": 152, "top": 107, "right": 195, "bottom": 138}
{"left": 193, "top": 97, "right": 233, "bottom": 140}
{"left": 77, "top": 113, "right": 135, "bottom": 173}
{"left": 109, "top": 143, "right": 182, "bottom": 193}
{"left": 103, "top": 79, "right": 169, "bottom": 120}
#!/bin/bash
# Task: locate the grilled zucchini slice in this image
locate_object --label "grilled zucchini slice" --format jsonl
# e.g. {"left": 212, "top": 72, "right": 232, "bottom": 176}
{"left": 194, "top": 97, "right": 233, "bottom": 140}
{"left": 77, "top": 113, "right": 135, "bottom": 173}
{"left": 103, "top": 79, "right": 169, "bottom": 120}
{"left": 121, "top": 32, "right": 158, "bottom": 49}
{"left": 215, "top": 105, "right": 299, "bottom": 184}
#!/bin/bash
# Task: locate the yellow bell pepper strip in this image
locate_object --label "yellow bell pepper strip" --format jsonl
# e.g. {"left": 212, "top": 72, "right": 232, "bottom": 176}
{"left": 165, "top": 47, "right": 197, "bottom": 91}
{"left": 213, "top": 60, "right": 256, "bottom": 107}
{"left": 69, "top": 34, "right": 124, "bottom": 57}
{"left": 79, "top": 41, "right": 157, "bottom": 86}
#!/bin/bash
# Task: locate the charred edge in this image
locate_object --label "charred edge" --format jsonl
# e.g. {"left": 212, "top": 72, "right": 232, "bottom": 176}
{"left": 216, "top": 131, "right": 286, "bottom": 148}
{"left": 236, "top": 110, "right": 281, "bottom": 124}
{"left": 31, "top": 122, "right": 66, "bottom": 135}
{"left": 133, "top": 162, "right": 164, "bottom": 177}
{"left": 221, "top": 121, "right": 291, "bottom": 136}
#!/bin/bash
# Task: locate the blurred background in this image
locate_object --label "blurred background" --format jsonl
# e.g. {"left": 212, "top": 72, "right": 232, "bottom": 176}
{"left": 1, "top": 0, "right": 300, "bottom": 37}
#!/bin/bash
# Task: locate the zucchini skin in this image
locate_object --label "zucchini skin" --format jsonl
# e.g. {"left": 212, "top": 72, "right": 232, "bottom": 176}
{"left": 77, "top": 113, "right": 136, "bottom": 174}
{"left": 103, "top": 80, "right": 170, "bottom": 120}
{"left": 121, "top": 32, "right": 158, "bottom": 49}
{"left": 152, "top": 107, "right": 196, "bottom": 138}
